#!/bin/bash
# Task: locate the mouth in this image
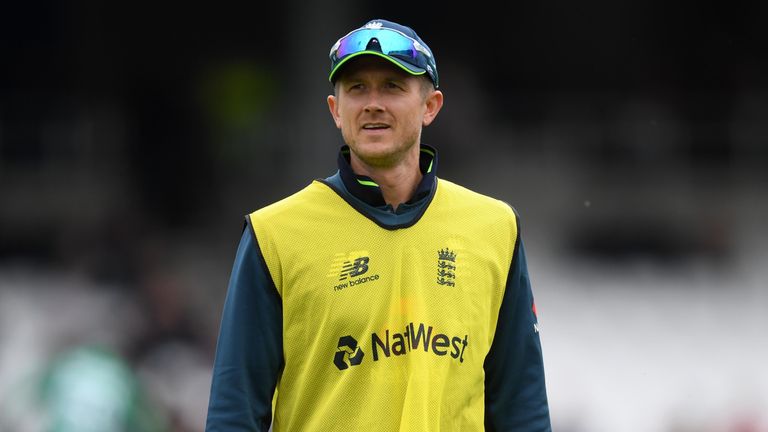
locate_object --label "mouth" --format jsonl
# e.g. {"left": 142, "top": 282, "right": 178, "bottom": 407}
{"left": 361, "top": 122, "right": 390, "bottom": 131}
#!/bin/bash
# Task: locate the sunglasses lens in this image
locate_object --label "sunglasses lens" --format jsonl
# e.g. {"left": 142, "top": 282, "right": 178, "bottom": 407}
{"left": 335, "top": 29, "right": 417, "bottom": 59}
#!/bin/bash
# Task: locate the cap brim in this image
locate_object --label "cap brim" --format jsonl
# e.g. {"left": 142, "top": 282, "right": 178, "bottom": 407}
{"left": 328, "top": 51, "right": 426, "bottom": 83}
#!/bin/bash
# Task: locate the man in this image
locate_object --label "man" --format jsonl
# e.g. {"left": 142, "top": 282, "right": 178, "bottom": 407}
{"left": 206, "top": 19, "right": 551, "bottom": 431}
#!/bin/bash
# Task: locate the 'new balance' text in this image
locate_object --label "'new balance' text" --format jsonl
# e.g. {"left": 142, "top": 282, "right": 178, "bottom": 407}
{"left": 334, "top": 274, "right": 380, "bottom": 291}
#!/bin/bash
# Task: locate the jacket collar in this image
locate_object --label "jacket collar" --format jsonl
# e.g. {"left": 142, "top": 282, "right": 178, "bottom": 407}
{"left": 336, "top": 144, "right": 438, "bottom": 210}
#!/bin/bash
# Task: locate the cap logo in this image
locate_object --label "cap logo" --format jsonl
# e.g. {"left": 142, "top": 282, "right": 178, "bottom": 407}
{"left": 364, "top": 21, "right": 384, "bottom": 29}
{"left": 413, "top": 40, "right": 431, "bottom": 58}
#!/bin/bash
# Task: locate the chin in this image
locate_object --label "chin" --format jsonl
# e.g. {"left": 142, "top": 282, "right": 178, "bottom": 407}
{"left": 354, "top": 140, "right": 396, "bottom": 156}
{"left": 359, "top": 150, "right": 409, "bottom": 169}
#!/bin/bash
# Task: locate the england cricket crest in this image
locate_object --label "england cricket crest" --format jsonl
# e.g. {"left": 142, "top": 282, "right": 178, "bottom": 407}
{"left": 437, "top": 248, "right": 457, "bottom": 287}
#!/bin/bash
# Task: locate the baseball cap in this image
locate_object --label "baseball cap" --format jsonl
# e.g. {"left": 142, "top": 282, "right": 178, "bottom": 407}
{"left": 328, "top": 19, "right": 439, "bottom": 88}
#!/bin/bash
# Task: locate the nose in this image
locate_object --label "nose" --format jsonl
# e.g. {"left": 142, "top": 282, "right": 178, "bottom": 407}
{"left": 363, "top": 89, "right": 385, "bottom": 113}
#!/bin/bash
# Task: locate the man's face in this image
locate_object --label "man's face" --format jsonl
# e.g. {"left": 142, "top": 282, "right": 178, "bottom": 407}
{"left": 327, "top": 56, "right": 442, "bottom": 168}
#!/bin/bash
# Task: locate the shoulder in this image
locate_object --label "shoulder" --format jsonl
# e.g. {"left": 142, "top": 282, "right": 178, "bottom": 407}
{"left": 436, "top": 178, "right": 518, "bottom": 220}
{"left": 249, "top": 181, "right": 336, "bottom": 221}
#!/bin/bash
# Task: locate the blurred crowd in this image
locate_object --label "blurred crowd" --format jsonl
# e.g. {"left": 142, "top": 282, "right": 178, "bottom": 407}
{"left": 0, "top": 260, "right": 217, "bottom": 431}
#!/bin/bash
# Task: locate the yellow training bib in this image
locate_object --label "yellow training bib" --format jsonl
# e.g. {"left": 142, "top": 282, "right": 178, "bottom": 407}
{"left": 249, "top": 178, "right": 518, "bottom": 432}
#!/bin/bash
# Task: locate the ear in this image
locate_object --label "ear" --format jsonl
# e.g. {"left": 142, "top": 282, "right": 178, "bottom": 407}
{"left": 327, "top": 94, "right": 342, "bottom": 129}
{"left": 422, "top": 90, "right": 444, "bottom": 126}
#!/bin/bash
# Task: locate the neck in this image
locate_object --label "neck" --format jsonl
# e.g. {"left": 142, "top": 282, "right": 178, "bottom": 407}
{"left": 350, "top": 148, "right": 422, "bottom": 210}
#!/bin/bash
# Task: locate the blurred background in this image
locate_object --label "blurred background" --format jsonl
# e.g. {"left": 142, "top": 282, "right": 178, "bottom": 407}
{"left": 1, "top": 1, "right": 767, "bottom": 431}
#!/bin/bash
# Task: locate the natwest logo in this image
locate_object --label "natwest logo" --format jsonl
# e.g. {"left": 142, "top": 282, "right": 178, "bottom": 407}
{"left": 334, "top": 323, "right": 469, "bottom": 371}
{"left": 372, "top": 322, "right": 468, "bottom": 363}
{"left": 334, "top": 335, "right": 364, "bottom": 370}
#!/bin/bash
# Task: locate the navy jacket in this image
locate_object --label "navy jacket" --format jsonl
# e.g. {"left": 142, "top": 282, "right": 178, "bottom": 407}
{"left": 206, "top": 146, "right": 551, "bottom": 431}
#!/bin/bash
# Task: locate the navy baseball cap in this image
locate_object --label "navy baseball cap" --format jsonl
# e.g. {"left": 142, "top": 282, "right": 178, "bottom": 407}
{"left": 328, "top": 19, "right": 439, "bottom": 88}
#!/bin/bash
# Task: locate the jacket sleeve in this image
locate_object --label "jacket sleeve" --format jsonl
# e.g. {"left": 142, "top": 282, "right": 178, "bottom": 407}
{"left": 484, "top": 226, "right": 552, "bottom": 431}
{"left": 206, "top": 221, "right": 283, "bottom": 432}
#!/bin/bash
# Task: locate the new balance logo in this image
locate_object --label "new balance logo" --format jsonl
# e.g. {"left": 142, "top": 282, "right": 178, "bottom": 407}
{"left": 340, "top": 257, "right": 369, "bottom": 280}
{"left": 437, "top": 248, "right": 456, "bottom": 287}
{"left": 334, "top": 335, "right": 364, "bottom": 370}
{"left": 327, "top": 251, "right": 381, "bottom": 292}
